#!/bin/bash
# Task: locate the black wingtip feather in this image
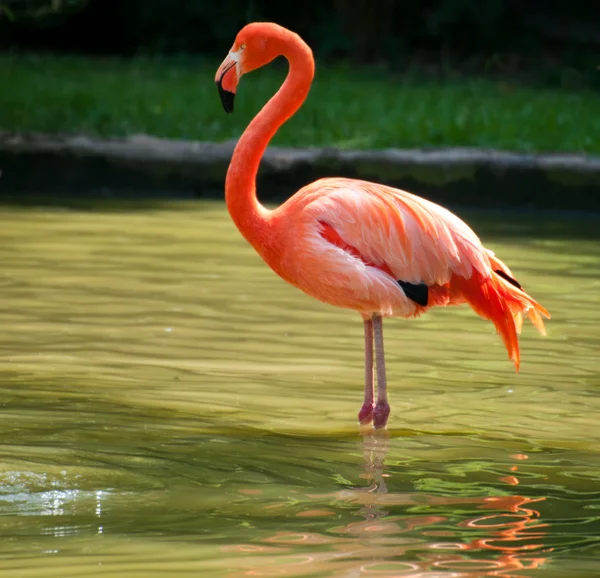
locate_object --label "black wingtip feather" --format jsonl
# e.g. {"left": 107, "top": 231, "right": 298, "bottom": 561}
{"left": 494, "top": 269, "right": 522, "bottom": 290}
{"left": 397, "top": 280, "right": 429, "bottom": 306}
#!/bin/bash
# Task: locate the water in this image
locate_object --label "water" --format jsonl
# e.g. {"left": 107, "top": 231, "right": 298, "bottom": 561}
{"left": 0, "top": 199, "right": 599, "bottom": 577}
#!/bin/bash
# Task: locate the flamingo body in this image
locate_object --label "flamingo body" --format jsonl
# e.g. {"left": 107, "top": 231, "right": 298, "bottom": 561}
{"left": 267, "top": 176, "right": 486, "bottom": 316}
{"left": 215, "top": 22, "right": 550, "bottom": 429}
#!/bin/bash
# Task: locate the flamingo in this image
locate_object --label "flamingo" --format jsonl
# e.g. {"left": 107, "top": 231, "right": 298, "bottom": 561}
{"left": 214, "top": 22, "right": 550, "bottom": 429}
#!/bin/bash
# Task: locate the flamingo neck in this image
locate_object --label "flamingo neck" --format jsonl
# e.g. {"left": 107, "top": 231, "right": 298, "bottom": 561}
{"left": 225, "top": 35, "right": 314, "bottom": 254}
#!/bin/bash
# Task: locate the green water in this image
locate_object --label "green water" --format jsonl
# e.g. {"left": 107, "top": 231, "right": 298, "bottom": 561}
{"left": 0, "top": 200, "right": 599, "bottom": 578}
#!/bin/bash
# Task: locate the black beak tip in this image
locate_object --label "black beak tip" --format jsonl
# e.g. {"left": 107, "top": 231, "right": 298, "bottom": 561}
{"left": 216, "top": 82, "right": 235, "bottom": 114}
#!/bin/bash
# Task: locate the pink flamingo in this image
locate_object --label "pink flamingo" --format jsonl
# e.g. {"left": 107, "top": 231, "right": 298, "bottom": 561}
{"left": 215, "top": 22, "right": 550, "bottom": 429}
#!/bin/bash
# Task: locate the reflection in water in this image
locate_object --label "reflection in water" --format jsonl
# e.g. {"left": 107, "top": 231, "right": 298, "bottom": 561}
{"left": 233, "top": 434, "right": 552, "bottom": 577}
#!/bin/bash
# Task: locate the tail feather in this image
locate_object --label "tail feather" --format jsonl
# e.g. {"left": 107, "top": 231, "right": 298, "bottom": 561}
{"left": 514, "top": 311, "right": 524, "bottom": 335}
{"left": 451, "top": 267, "right": 550, "bottom": 372}
{"left": 485, "top": 248, "right": 550, "bottom": 337}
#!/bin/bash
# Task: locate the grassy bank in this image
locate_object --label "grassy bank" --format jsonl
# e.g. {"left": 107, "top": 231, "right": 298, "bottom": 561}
{"left": 1, "top": 53, "right": 599, "bottom": 154}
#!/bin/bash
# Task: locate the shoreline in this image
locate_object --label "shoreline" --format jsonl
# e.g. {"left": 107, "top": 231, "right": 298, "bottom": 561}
{"left": 1, "top": 132, "right": 599, "bottom": 211}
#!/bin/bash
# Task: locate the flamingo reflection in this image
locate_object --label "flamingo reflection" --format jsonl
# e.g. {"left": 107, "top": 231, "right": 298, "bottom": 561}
{"left": 226, "top": 434, "right": 552, "bottom": 577}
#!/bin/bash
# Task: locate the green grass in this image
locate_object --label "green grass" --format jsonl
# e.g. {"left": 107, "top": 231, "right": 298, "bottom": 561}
{"left": 1, "top": 53, "right": 599, "bottom": 154}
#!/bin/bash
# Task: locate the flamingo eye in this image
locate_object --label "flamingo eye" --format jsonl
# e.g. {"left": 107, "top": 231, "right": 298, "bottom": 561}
{"left": 240, "top": 43, "right": 246, "bottom": 50}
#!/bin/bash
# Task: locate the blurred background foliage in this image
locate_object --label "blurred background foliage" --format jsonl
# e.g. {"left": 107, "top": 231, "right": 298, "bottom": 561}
{"left": 0, "top": 0, "right": 598, "bottom": 86}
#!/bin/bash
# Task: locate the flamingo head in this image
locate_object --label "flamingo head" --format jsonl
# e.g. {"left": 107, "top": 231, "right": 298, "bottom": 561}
{"left": 215, "top": 22, "right": 288, "bottom": 113}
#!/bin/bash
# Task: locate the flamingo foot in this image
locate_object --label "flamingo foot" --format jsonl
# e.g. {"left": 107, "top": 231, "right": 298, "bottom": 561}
{"left": 373, "top": 400, "right": 390, "bottom": 429}
{"left": 358, "top": 402, "right": 375, "bottom": 424}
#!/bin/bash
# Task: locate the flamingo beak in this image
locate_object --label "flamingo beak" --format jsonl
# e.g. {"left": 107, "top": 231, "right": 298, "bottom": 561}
{"left": 215, "top": 53, "right": 240, "bottom": 114}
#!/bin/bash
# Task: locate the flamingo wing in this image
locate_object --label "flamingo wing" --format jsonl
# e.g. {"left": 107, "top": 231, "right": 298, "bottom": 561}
{"left": 303, "top": 178, "right": 491, "bottom": 286}
{"left": 275, "top": 177, "right": 493, "bottom": 316}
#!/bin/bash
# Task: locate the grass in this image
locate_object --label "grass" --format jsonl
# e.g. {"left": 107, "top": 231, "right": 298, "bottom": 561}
{"left": 1, "top": 53, "right": 599, "bottom": 154}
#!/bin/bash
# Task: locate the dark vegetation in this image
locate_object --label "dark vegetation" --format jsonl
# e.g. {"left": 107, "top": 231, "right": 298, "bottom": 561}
{"left": 1, "top": 0, "right": 599, "bottom": 89}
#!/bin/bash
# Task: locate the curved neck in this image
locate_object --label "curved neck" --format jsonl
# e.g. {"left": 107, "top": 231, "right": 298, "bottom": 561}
{"left": 225, "top": 36, "right": 314, "bottom": 252}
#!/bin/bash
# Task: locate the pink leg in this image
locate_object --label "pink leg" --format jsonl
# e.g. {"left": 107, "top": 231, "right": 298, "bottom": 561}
{"left": 358, "top": 317, "right": 374, "bottom": 424}
{"left": 372, "top": 314, "right": 390, "bottom": 429}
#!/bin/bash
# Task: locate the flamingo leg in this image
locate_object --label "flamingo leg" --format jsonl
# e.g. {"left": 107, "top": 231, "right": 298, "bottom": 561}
{"left": 372, "top": 313, "right": 391, "bottom": 429}
{"left": 358, "top": 317, "right": 374, "bottom": 424}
